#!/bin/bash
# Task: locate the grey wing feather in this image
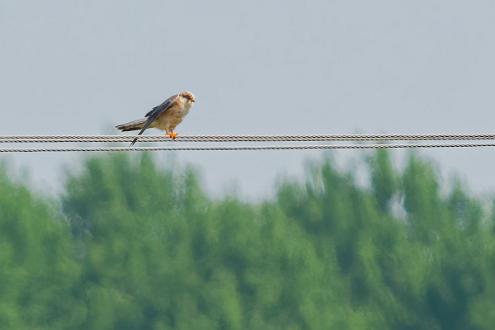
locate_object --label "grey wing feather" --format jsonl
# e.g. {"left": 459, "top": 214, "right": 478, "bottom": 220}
{"left": 130, "top": 94, "right": 178, "bottom": 146}
{"left": 145, "top": 94, "right": 177, "bottom": 117}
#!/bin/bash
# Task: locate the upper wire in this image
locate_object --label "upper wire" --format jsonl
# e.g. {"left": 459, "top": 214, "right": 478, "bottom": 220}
{"left": 1, "top": 133, "right": 495, "bottom": 143}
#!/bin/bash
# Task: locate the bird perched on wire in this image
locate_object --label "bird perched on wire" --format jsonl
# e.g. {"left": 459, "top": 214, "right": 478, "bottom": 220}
{"left": 116, "top": 91, "right": 196, "bottom": 146}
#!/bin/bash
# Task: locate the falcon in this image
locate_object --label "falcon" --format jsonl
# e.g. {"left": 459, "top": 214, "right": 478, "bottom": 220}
{"left": 116, "top": 91, "right": 196, "bottom": 146}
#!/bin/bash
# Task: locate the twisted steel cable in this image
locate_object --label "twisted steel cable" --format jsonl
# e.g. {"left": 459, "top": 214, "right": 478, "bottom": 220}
{"left": 1, "top": 133, "right": 495, "bottom": 143}
{"left": 1, "top": 143, "right": 495, "bottom": 153}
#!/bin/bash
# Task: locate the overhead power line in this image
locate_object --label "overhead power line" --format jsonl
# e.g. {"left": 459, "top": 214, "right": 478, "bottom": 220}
{"left": 1, "top": 133, "right": 495, "bottom": 143}
{"left": 0, "top": 143, "right": 495, "bottom": 153}
{"left": 0, "top": 134, "right": 494, "bottom": 152}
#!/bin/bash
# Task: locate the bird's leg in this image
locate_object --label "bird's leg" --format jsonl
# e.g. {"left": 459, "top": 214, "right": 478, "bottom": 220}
{"left": 165, "top": 131, "right": 178, "bottom": 140}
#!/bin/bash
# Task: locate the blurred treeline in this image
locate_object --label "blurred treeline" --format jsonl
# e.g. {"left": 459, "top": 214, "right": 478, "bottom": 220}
{"left": 1, "top": 151, "right": 494, "bottom": 329}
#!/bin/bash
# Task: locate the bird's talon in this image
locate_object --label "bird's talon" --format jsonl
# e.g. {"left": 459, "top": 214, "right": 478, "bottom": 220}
{"left": 166, "top": 132, "right": 178, "bottom": 140}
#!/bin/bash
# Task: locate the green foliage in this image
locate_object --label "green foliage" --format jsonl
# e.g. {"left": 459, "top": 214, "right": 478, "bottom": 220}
{"left": 1, "top": 152, "right": 495, "bottom": 328}
{"left": 0, "top": 165, "right": 83, "bottom": 329}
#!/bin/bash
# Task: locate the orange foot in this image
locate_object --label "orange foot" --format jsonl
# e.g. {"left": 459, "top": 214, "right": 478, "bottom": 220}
{"left": 166, "top": 132, "right": 178, "bottom": 140}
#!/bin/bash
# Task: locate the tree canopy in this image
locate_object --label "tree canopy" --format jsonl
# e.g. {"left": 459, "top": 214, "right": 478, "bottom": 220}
{"left": 0, "top": 151, "right": 494, "bottom": 329}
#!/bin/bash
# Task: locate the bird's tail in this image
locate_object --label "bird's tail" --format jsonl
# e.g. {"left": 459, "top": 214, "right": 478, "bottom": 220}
{"left": 115, "top": 118, "right": 147, "bottom": 132}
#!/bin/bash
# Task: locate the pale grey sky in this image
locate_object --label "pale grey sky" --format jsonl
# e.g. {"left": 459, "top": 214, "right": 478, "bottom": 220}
{"left": 1, "top": 0, "right": 495, "bottom": 198}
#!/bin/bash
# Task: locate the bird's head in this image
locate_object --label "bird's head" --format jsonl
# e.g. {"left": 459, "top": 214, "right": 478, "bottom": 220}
{"left": 179, "top": 91, "right": 196, "bottom": 104}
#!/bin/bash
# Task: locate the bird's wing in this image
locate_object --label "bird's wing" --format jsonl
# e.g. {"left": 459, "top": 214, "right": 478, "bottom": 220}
{"left": 130, "top": 94, "right": 179, "bottom": 146}
{"left": 144, "top": 94, "right": 178, "bottom": 118}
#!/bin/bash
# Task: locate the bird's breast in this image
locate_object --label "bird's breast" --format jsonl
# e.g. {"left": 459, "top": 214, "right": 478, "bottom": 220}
{"left": 154, "top": 107, "right": 184, "bottom": 130}
{"left": 182, "top": 102, "right": 192, "bottom": 116}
